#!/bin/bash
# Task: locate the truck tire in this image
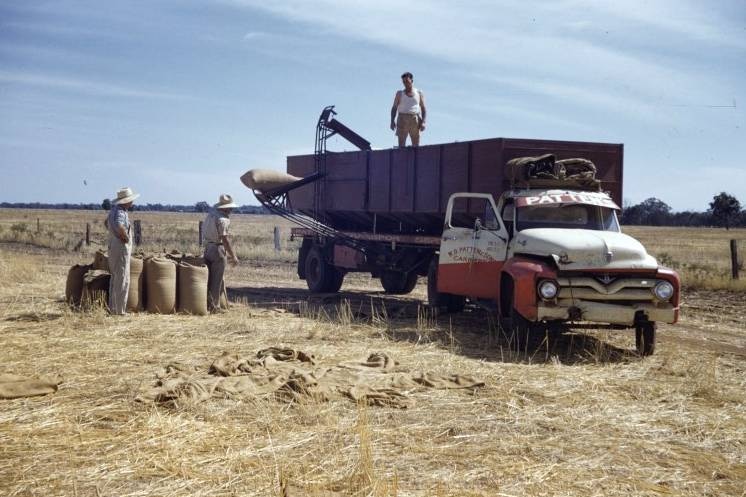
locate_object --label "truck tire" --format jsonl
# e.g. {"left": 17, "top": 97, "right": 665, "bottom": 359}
{"left": 426, "top": 258, "right": 465, "bottom": 313}
{"left": 446, "top": 294, "right": 466, "bottom": 313}
{"left": 380, "top": 270, "right": 418, "bottom": 294}
{"left": 304, "top": 246, "right": 344, "bottom": 293}
{"left": 327, "top": 268, "right": 345, "bottom": 293}
{"left": 297, "top": 238, "right": 312, "bottom": 279}
{"left": 507, "top": 304, "right": 532, "bottom": 352}
{"left": 635, "top": 321, "right": 656, "bottom": 356}
{"left": 499, "top": 278, "right": 531, "bottom": 351}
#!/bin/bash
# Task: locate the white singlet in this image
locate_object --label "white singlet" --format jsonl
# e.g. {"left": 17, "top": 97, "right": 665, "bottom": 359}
{"left": 397, "top": 88, "right": 421, "bottom": 115}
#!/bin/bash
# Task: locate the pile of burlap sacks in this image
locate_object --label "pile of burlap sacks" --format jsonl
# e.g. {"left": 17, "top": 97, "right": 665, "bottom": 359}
{"left": 65, "top": 250, "right": 224, "bottom": 315}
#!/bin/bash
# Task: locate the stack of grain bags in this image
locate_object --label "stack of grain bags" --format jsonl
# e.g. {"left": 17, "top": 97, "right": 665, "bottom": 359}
{"left": 65, "top": 250, "right": 211, "bottom": 315}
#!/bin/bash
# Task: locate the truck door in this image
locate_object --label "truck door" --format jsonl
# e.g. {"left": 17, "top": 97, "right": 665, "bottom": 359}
{"left": 439, "top": 193, "right": 509, "bottom": 300}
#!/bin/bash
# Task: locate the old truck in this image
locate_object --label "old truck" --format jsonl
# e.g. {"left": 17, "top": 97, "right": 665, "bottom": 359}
{"left": 245, "top": 107, "right": 680, "bottom": 355}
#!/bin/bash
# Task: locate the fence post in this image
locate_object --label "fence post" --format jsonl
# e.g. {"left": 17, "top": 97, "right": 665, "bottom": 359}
{"left": 133, "top": 220, "right": 142, "bottom": 246}
{"left": 37, "top": 218, "right": 40, "bottom": 233}
{"left": 85, "top": 223, "right": 90, "bottom": 246}
{"left": 274, "top": 226, "right": 281, "bottom": 252}
{"left": 198, "top": 221, "right": 204, "bottom": 246}
{"left": 731, "top": 239, "right": 739, "bottom": 280}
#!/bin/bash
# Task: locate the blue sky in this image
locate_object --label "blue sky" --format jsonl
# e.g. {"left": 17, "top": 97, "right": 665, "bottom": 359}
{"left": 0, "top": 0, "right": 744, "bottom": 211}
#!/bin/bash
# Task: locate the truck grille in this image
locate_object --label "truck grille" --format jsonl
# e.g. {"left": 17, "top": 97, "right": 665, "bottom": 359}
{"left": 555, "top": 276, "right": 660, "bottom": 303}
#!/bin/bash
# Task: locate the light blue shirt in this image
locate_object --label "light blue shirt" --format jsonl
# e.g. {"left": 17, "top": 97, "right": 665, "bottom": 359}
{"left": 107, "top": 205, "right": 130, "bottom": 237}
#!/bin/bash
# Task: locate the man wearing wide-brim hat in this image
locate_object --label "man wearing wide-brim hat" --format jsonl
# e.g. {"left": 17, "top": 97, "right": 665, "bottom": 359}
{"left": 107, "top": 187, "right": 139, "bottom": 315}
{"left": 203, "top": 194, "right": 240, "bottom": 312}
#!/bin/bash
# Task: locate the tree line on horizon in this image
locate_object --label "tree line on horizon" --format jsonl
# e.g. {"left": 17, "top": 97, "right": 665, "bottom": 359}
{"left": 1, "top": 192, "right": 743, "bottom": 229}
{"left": 0, "top": 201, "right": 268, "bottom": 215}
{"left": 621, "top": 192, "right": 743, "bottom": 229}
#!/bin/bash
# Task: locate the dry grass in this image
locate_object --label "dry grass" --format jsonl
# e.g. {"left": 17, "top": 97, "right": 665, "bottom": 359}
{"left": 0, "top": 212, "right": 745, "bottom": 496}
{"left": 1, "top": 211, "right": 743, "bottom": 291}
{"left": 0, "top": 208, "right": 301, "bottom": 262}
{"left": 624, "top": 226, "right": 746, "bottom": 291}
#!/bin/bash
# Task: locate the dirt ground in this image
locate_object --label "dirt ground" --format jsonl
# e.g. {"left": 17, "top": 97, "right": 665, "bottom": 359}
{"left": 1, "top": 243, "right": 745, "bottom": 497}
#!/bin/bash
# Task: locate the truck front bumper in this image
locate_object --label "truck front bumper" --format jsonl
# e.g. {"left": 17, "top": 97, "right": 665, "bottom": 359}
{"left": 537, "top": 299, "right": 677, "bottom": 326}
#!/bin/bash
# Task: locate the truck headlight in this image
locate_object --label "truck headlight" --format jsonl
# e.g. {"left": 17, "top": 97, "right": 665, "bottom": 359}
{"left": 653, "top": 281, "right": 674, "bottom": 301}
{"left": 538, "top": 280, "right": 559, "bottom": 300}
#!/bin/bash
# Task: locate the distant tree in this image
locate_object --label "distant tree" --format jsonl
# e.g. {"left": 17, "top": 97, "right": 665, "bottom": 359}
{"left": 195, "top": 201, "right": 210, "bottom": 213}
{"left": 640, "top": 198, "right": 672, "bottom": 225}
{"left": 620, "top": 204, "right": 642, "bottom": 225}
{"left": 621, "top": 197, "right": 672, "bottom": 226}
{"left": 709, "top": 192, "right": 741, "bottom": 230}
{"left": 670, "top": 210, "right": 712, "bottom": 227}
{"left": 102, "top": 198, "right": 112, "bottom": 210}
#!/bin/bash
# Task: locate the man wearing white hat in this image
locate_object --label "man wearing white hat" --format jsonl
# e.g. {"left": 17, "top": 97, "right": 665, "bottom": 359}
{"left": 107, "top": 187, "right": 139, "bottom": 315}
{"left": 203, "top": 194, "right": 239, "bottom": 312}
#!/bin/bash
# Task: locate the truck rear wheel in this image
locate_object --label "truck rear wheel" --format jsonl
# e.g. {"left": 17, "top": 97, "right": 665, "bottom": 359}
{"left": 297, "top": 238, "right": 312, "bottom": 279}
{"left": 427, "top": 258, "right": 465, "bottom": 313}
{"left": 380, "top": 270, "right": 418, "bottom": 294}
{"left": 327, "top": 268, "right": 345, "bottom": 293}
{"left": 305, "top": 246, "right": 343, "bottom": 293}
{"left": 635, "top": 321, "right": 656, "bottom": 356}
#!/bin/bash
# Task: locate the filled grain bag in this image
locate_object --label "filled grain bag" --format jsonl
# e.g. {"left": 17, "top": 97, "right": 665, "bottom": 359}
{"left": 182, "top": 255, "right": 205, "bottom": 267}
{"left": 65, "top": 263, "right": 92, "bottom": 306}
{"left": 506, "top": 154, "right": 556, "bottom": 183}
{"left": 127, "top": 256, "right": 144, "bottom": 312}
{"left": 81, "top": 269, "right": 110, "bottom": 309}
{"left": 241, "top": 169, "right": 301, "bottom": 193}
{"left": 555, "top": 158, "right": 597, "bottom": 181}
{"left": 165, "top": 253, "right": 204, "bottom": 266}
{"left": 165, "top": 250, "right": 186, "bottom": 264}
{"left": 93, "top": 250, "right": 109, "bottom": 271}
{"left": 177, "top": 262, "right": 208, "bottom": 315}
{"left": 145, "top": 256, "right": 176, "bottom": 314}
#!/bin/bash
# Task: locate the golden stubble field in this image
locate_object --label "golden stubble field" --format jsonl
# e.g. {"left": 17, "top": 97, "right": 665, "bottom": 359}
{"left": 0, "top": 209, "right": 744, "bottom": 497}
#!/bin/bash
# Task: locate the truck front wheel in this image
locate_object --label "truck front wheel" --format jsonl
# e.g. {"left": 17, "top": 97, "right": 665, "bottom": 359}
{"left": 635, "top": 321, "right": 656, "bottom": 356}
{"left": 499, "top": 278, "right": 532, "bottom": 351}
{"left": 380, "top": 271, "right": 418, "bottom": 294}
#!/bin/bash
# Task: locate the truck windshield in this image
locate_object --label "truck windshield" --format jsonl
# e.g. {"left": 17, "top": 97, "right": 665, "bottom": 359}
{"left": 515, "top": 204, "right": 620, "bottom": 232}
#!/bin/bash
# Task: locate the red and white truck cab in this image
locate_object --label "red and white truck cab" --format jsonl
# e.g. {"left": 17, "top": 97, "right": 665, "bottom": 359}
{"left": 432, "top": 188, "right": 680, "bottom": 355}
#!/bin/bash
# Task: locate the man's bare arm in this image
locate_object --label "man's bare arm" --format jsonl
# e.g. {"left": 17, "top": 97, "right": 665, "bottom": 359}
{"left": 221, "top": 234, "right": 238, "bottom": 264}
{"left": 419, "top": 91, "right": 427, "bottom": 130}
{"left": 390, "top": 91, "right": 401, "bottom": 130}
{"left": 116, "top": 224, "right": 129, "bottom": 243}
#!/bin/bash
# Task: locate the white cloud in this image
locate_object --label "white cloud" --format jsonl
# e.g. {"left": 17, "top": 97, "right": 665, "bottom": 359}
{"left": 225, "top": 0, "right": 742, "bottom": 123}
{"left": 0, "top": 71, "right": 192, "bottom": 100}
{"left": 0, "top": 20, "right": 125, "bottom": 40}
{"left": 243, "top": 31, "right": 267, "bottom": 40}
{"left": 567, "top": 0, "right": 746, "bottom": 50}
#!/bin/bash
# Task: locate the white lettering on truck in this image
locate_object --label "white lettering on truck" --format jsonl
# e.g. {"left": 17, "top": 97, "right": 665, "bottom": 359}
{"left": 517, "top": 194, "right": 619, "bottom": 209}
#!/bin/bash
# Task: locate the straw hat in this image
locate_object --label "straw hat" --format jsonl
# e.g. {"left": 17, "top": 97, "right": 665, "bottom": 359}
{"left": 113, "top": 187, "right": 140, "bottom": 205}
{"left": 214, "top": 193, "right": 238, "bottom": 209}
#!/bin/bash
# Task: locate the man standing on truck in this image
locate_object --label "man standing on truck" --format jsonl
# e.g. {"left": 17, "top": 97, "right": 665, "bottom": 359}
{"left": 203, "top": 194, "right": 239, "bottom": 312}
{"left": 390, "top": 72, "right": 427, "bottom": 147}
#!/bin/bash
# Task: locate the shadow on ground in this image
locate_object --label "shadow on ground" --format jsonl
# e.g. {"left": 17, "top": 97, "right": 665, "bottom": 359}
{"left": 228, "top": 286, "right": 640, "bottom": 365}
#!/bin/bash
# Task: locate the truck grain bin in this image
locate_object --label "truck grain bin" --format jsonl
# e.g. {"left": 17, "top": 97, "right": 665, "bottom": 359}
{"left": 244, "top": 107, "right": 680, "bottom": 356}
